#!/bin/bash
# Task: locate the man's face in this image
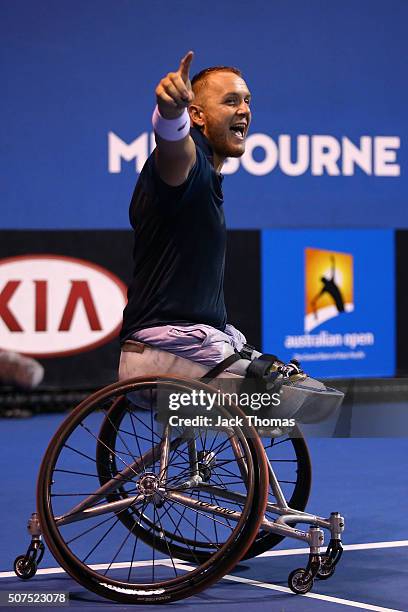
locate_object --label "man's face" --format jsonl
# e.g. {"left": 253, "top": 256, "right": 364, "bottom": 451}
{"left": 192, "top": 72, "right": 252, "bottom": 158}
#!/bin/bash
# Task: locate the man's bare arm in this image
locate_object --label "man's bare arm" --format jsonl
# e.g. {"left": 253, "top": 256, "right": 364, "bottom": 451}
{"left": 154, "top": 51, "right": 196, "bottom": 186}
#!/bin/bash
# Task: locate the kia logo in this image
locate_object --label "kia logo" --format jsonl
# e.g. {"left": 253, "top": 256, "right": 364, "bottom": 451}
{"left": 0, "top": 255, "right": 127, "bottom": 357}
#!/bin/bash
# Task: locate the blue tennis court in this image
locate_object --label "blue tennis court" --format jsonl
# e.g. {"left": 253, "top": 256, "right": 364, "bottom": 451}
{"left": 1, "top": 412, "right": 407, "bottom": 611}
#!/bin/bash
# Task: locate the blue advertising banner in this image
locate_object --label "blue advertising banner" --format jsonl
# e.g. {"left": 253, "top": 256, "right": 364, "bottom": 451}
{"left": 262, "top": 230, "right": 395, "bottom": 378}
{"left": 2, "top": 0, "right": 408, "bottom": 230}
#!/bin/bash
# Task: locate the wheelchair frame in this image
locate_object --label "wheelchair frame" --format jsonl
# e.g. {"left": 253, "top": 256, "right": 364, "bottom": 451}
{"left": 14, "top": 375, "right": 345, "bottom": 603}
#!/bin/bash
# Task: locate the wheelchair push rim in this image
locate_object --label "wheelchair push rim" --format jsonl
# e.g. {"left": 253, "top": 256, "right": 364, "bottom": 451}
{"left": 36, "top": 376, "right": 269, "bottom": 604}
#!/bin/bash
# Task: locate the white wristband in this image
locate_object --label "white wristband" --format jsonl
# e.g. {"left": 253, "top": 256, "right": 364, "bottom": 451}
{"left": 152, "top": 105, "right": 190, "bottom": 141}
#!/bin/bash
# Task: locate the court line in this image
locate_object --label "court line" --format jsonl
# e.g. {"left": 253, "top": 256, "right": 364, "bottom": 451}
{"left": 1, "top": 537, "right": 407, "bottom": 612}
{"left": 1, "top": 562, "right": 405, "bottom": 612}
{"left": 259, "top": 539, "right": 408, "bottom": 558}
{"left": 197, "top": 571, "right": 405, "bottom": 612}
{"left": 0, "top": 559, "right": 165, "bottom": 579}
{"left": 1, "top": 539, "right": 407, "bottom": 579}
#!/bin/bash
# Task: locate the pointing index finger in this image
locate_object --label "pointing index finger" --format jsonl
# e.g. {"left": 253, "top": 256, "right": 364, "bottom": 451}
{"left": 178, "top": 51, "right": 194, "bottom": 82}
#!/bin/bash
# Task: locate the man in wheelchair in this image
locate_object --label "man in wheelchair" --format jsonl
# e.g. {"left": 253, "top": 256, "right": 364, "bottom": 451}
{"left": 14, "top": 51, "right": 345, "bottom": 605}
{"left": 114, "top": 51, "right": 345, "bottom": 596}
{"left": 118, "top": 50, "right": 342, "bottom": 427}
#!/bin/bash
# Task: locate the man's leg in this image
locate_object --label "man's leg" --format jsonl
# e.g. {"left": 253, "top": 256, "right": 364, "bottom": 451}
{"left": 118, "top": 323, "right": 252, "bottom": 380}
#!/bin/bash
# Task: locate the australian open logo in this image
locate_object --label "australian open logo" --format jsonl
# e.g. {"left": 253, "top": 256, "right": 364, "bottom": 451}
{"left": 304, "top": 248, "right": 354, "bottom": 333}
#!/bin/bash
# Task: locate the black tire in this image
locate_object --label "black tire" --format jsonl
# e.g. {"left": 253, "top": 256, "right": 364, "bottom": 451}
{"left": 37, "top": 377, "right": 268, "bottom": 604}
{"left": 288, "top": 567, "right": 314, "bottom": 594}
{"left": 14, "top": 556, "right": 37, "bottom": 580}
{"left": 316, "top": 555, "right": 336, "bottom": 580}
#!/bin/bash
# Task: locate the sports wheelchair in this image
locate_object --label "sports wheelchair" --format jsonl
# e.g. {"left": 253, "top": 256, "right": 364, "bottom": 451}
{"left": 14, "top": 347, "right": 345, "bottom": 604}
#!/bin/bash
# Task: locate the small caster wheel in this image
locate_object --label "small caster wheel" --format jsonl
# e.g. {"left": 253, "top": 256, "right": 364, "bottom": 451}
{"left": 288, "top": 567, "right": 314, "bottom": 594}
{"left": 317, "top": 561, "right": 336, "bottom": 580}
{"left": 14, "top": 555, "right": 37, "bottom": 580}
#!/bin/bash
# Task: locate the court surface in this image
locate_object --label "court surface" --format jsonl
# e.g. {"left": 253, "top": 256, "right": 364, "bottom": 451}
{"left": 1, "top": 413, "right": 407, "bottom": 611}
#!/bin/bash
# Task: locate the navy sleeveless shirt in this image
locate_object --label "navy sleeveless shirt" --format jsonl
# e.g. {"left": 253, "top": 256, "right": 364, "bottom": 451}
{"left": 120, "top": 128, "right": 227, "bottom": 342}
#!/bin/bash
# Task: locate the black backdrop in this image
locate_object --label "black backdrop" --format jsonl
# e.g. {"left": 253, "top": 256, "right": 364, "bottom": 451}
{"left": 396, "top": 230, "right": 408, "bottom": 375}
{"left": 0, "top": 230, "right": 260, "bottom": 388}
{"left": 2, "top": 229, "right": 407, "bottom": 385}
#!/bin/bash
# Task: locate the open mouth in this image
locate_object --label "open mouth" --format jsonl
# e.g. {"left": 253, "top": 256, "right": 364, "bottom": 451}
{"left": 230, "top": 124, "right": 246, "bottom": 140}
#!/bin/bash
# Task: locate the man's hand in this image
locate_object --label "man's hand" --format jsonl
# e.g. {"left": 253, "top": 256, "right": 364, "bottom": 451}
{"left": 154, "top": 51, "right": 196, "bottom": 186}
{"left": 155, "top": 51, "right": 194, "bottom": 119}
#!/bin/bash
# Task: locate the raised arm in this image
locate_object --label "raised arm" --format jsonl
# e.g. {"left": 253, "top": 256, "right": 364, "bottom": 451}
{"left": 153, "top": 51, "right": 196, "bottom": 186}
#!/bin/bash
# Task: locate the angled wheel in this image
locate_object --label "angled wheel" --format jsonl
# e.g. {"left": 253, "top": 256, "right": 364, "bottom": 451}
{"left": 37, "top": 377, "right": 268, "bottom": 604}
{"left": 97, "top": 392, "right": 312, "bottom": 562}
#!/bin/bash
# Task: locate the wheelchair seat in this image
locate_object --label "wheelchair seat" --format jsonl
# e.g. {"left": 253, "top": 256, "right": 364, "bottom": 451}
{"left": 119, "top": 340, "right": 344, "bottom": 427}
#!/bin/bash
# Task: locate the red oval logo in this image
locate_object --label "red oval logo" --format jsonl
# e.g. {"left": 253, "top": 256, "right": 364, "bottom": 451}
{"left": 0, "top": 255, "right": 127, "bottom": 358}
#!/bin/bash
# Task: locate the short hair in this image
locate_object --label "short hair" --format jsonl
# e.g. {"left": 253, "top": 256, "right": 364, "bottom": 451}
{"left": 191, "top": 66, "right": 243, "bottom": 99}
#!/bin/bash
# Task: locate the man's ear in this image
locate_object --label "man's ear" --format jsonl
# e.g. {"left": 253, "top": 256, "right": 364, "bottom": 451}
{"left": 188, "top": 104, "right": 204, "bottom": 128}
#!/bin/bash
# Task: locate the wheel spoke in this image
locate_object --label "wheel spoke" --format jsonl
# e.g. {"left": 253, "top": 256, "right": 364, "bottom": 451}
{"left": 37, "top": 378, "right": 270, "bottom": 603}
